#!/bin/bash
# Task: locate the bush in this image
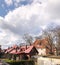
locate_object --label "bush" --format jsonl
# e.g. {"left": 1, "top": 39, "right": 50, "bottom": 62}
{"left": 4, "top": 59, "right": 35, "bottom": 65}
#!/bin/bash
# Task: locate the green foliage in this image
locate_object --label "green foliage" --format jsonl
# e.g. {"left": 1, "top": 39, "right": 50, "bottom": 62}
{"left": 4, "top": 59, "right": 35, "bottom": 65}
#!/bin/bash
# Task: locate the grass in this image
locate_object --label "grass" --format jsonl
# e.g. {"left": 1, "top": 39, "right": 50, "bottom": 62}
{"left": 3, "top": 59, "right": 35, "bottom": 65}
{"left": 3, "top": 59, "right": 15, "bottom": 62}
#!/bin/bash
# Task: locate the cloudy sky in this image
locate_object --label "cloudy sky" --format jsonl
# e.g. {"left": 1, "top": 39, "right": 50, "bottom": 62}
{"left": 0, "top": 0, "right": 60, "bottom": 49}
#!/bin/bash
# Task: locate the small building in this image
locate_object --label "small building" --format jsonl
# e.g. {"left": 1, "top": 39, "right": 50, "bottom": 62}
{"left": 5, "top": 45, "right": 38, "bottom": 60}
{"left": 33, "top": 38, "right": 55, "bottom": 56}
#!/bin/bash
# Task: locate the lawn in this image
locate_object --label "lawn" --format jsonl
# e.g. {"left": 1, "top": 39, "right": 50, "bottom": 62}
{"left": 3, "top": 59, "right": 35, "bottom": 65}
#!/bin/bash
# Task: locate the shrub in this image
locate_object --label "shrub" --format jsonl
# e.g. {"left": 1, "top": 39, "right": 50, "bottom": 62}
{"left": 4, "top": 59, "right": 35, "bottom": 65}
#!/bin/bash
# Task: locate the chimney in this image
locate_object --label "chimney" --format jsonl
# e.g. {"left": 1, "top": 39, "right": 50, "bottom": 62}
{"left": 20, "top": 46, "right": 21, "bottom": 51}
{"left": 26, "top": 45, "right": 27, "bottom": 49}
{"left": 30, "top": 43, "right": 31, "bottom": 46}
{"left": 20, "top": 46, "right": 21, "bottom": 48}
{"left": 16, "top": 47, "right": 17, "bottom": 52}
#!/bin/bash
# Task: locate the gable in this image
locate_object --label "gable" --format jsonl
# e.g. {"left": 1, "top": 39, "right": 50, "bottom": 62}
{"left": 30, "top": 47, "right": 38, "bottom": 55}
{"left": 33, "top": 38, "right": 49, "bottom": 49}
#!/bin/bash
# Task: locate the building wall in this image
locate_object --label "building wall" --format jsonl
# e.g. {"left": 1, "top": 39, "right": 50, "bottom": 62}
{"left": 37, "top": 48, "right": 46, "bottom": 55}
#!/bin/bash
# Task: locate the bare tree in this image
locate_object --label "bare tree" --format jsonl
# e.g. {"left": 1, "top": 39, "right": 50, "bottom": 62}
{"left": 53, "top": 26, "right": 60, "bottom": 55}
{"left": 42, "top": 30, "right": 54, "bottom": 54}
{"left": 23, "top": 34, "right": 33, "bottom": 45}
{"left": 42, "top": 29, "right": 60, "bottom": 55}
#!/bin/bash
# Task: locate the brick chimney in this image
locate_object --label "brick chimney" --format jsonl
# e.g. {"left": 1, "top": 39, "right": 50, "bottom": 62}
{"left": 30, "top": 43, "right": 31, "bottom": 46}
{"left": 26, "top": 45, "right": 27, "bottom": 49}
{"left": 16, "top": 47, "right": 17, "bottom": 52}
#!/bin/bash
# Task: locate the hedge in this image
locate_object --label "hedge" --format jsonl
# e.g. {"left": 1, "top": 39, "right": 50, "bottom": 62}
{"left": 4, "top": 59, "right": 35, "bottom": 65}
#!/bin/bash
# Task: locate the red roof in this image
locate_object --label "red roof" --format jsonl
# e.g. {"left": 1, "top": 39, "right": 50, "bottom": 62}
{"left": 5, "top": 45, "right": 38, "bottom": 55}
{"left": 24, "top": 46, "right": 33, "bottom": 53}
{"left": 5, "top": 47, "right": 14, "bottom": 53}
{"left": 33, "top": 38, "right": 49, "bottom": 48}
{"left": 5, "top": 45, "right": 19, "bottom": 53}
{"left": 10, "top": 46, "right": 34, "bottom": 54}
{"left": 10, "top": 49, "right": 23, "bottom": 54}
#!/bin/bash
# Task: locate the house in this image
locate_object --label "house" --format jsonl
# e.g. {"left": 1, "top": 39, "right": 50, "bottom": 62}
{"left": 33, "top": 38, "right": 55, "bottom": 55}
{"left": 5, "top": 45, "right": 38, "bottom": 60}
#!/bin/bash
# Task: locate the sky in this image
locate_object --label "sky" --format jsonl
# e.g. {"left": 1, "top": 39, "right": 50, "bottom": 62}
{"left": 0, "top": 0, "right": 60, "bottom": 49}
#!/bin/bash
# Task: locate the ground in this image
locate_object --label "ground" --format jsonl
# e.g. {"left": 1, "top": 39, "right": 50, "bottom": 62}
{"left": 0, "top": 59, "right": 9, "bottom": 65}
{"left": 37, "top": 55, "right": 60, "bottom": 65}
{"left": 1, "top": 55, "right": 60, "bottom": 65}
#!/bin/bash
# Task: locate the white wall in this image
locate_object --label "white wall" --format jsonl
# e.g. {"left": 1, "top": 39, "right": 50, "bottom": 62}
{"left": 37, "top": 48, "right": 46, "bottom": 55}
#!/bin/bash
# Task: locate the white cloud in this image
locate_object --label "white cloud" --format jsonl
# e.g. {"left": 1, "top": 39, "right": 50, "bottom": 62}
{"left": 45, "top": 0, "right": 60, "bottom": 22}
{"left": 15, "top": 0, "right": 21, "bottom": 3}
{"left": 4, "top": 0, "right": 31, "bottom": 7}
{"left": 5, "top": 0, "right": 13, "bottom": 6}
{"left": 13, "top": 0, "right": 21, "bottom": 7}
{"left": 4, "top": 3, "right": 45, "bottom": 35}
{"left": 4, "top": 0, "right": 33, "bottom": 7}
{"left": 1, "top": 0, "right": 60, "bottom": 48}
{"left": 0, "top": 28, "right": 23, "bottom": 49}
